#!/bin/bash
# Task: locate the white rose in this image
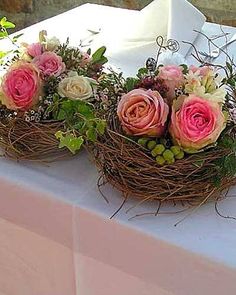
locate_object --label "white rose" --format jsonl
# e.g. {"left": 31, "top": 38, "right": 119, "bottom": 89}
{"left": 45, "top": 36, "right": 60, "bottom": 51}
{"left": 58, "top": 74, "right": 96, "bottom": 100}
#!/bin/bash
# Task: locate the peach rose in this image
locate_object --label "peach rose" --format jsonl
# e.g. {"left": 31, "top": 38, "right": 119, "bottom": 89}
{"left": 158, "top": 65, "right": 184, "bottom": 101}
{"left": 0, "top": 62, "right": 42, "bottom": 111}
{"left": 117, "top": 89, "right": 169, "bottom": 137}
{"left": 33, "top": 51, "right": 65, "bottom": 77}
{"left": 169, "top": 95, "right": 226, "bottom": 152}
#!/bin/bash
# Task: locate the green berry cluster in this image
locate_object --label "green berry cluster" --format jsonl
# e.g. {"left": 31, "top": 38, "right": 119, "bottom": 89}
{"left": 138, "top": 137, "right": 185, "bottom": 166}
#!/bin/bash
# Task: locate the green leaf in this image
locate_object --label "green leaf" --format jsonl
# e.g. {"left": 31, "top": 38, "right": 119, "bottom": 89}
{"left": 0, "top": 50, "right": 11, "bottom": 59}
{"left": 96, "top": 120, "right": 106, "bottom": 135}
{"left": 55, "top": 131, "right": 84, "bottom": 154}
{"left": 0, "top": 31, "right": 8, "bottom": 39}
{"left": 219, "top": 134, "right": 236, "bottom": 152}
{"left": 12, "top": 33, "right": 24, "bottom": 42}
{"left": 124, "top": 77, "right": 138, "bottom": 92}
{"left": 180, "top": 64, "right": 188, "bottom": 74}
{"left": 56, "top": 100, "right": 74, "bottom": 120}
{"left": 224, "top": 154, "right": 236, "bottom": 176}
{"left": 0, "top": 17, "right": 7, "bottom": 26}
{"left": 98, "top": 56, "right": 108, "bottom": 65}
{"left": 137, "top": 67, "right": 148, "bottom": 79}
{"left": 226, "top": 62, "right": 233, "bottom": 74}
{"left": 3, "top": 21, "right": 15, "bottom": 29}
{"left": 86, "top": 128, "right": 96, "bottom": 142}
{"left": 228, "top": 78, "right": 235, "bottom": 87}
{"left": 92, "top": 46, "right": 107, "bottom": 64}
{"left": 87, "top": 48, "right": 91, "bottom": 55}
{"left": 0, "top": 17, "right": 15, "bottom": 29}
{"left": 77, "top": 101, "right": 94, "bottom": 119}
{"left": 73, "top": 121, "right": 85, "bottom": 131}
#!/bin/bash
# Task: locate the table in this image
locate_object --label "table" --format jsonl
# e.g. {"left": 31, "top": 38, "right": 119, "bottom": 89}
{"left": 0, "top": 4, "right": 236, "bottom": 295}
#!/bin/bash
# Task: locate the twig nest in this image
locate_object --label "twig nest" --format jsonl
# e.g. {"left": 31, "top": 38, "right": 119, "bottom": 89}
{"left": 89, "top": 111, "right": 236, "bottom": 208}
{"left": 0, "top": 118, "right": 70, "bottom": 161}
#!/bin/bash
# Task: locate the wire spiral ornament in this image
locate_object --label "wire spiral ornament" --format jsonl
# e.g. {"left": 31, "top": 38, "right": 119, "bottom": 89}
{"left": 146, "top": 36, "right": 180, "bottom": 72}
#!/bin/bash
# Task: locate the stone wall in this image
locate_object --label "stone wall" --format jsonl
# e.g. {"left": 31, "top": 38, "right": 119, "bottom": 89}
{"left": 190, "top": 0, "right": 236, "bottom": 27}
{"left": 0, "top": 0, "right": 235, "bottom": 32}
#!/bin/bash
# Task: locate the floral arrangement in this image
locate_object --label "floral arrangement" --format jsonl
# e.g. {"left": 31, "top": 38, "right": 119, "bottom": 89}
{"left": 88, "top": 37, "right": 236, "bottom": 215}
{"left": 0, "top": 17, "right": 107, "bottom": 160}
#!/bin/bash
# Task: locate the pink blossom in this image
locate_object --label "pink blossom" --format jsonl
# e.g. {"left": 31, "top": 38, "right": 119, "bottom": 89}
{"left": 169, "top": 95, "right": 226, "bottom": 152}
{"left": 0, "top": 62, "right": 42, "bottom": 111}
{"left": 33, "top": 51, "right": 65, "bottom": 77}
{"left": 27, "top": 42, "right": 43, "bottom": 58}
{"left": 117, "top": 88, "right": 169, "bottom": 137}
{"left": 189, "top": 65, "right": 212, "bottom": 76}
{"left": 80, "top": 52, "right": 92, "bottom": 67}
{"left": 158, "top": 65, "right": 184, "bottom": 101}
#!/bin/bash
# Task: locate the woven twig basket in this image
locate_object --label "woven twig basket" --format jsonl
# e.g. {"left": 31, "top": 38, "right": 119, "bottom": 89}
{"left": 90, "top": 111, "right": 236, "bottom": 208}
{"left": 0, "top": 118, "right": 70, "bottom": 161}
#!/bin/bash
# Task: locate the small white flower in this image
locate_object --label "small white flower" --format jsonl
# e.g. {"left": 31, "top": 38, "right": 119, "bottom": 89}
{"left": 158, "top": 50, "right": 187, "bottom": 66}
{"left": 45, "top": 36, "right": 60, "bottom": 51}
{"left": 193, "top": 86, "right": 226, "bottom": 103}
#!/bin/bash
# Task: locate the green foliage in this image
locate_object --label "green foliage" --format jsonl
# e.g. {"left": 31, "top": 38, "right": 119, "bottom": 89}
{"left": 0, "top": 17, "right": 21, "bottom": 64}
{"left": 96, "top": 119, "right": 106, "bottom": 135}
{"left": 0, "top": 50, "right": 10, "bottom": 59}
{"left": 213, "top": 132, "right": 236, "bottom": 186}
{"left": 0, "top": 17, "right": 15, "bottom": 29}
{"left": 57, "top": 42, "right": 84, "bottom": 71}
{"left": 92, "top": 46, "right": 108, "bottom": 65}
{"left": 55, "top": 131, "right": 84, "bottom": 154}
{"left": 137, "top": 67, "right": 148, "bottom": 79}
{"left": 218, "top": 133, "right": 236, "bottom": 152}
{"left": 226, "top": 62, "right": 233, "bottom": 75}
{"left": 54, "top": 98, "right": 106, "bottom": 153}
{"left": 124, "top": 77, "right": 139, "bottom": 92}
{"left": 55, "top": 100, "right": 94, "bottom": 122}
{"left": 12, "top": 33, "right": 24, "bottom": 43}
{"left": 0, "top": 17, "right": 15, "bottom": 39}
{"left": 180, "top": 64, "right": 188, "bottom": 74}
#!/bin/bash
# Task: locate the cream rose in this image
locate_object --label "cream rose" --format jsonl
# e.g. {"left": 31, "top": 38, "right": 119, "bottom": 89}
{"left": 45, "top": 36, "right": 61, "bottom": 51}
{"left": 58, "top": 73, "right": 95, "bottom": 100}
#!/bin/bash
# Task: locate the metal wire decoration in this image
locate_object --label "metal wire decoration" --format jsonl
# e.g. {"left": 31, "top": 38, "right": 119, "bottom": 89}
{"left": 146, "top": 36, "right": 180, "bottom": 72}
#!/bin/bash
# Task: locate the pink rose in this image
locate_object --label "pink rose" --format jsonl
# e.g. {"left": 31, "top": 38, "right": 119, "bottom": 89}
{"left": 33, "top": 51, "right": 65, "bottom": 77}
{"left": 169, "top": 95, "right": 226, "bottom": 152}
{"left": 80, "top": 52, "right": 92, "bottom": 67}
{"left": 27, "top": 42, "right": 43, "bottom": 57}
{"left": 0, "top": 62, "right": 42, "bottom": 111}
{"left": 189, "top": 65, "right": 212, "bottom": 76}
{"left": 158, "top": 65, "right": 184, "bottom": 101}
{"left": 117, "top": 89, "right": 169, "bottom": 137}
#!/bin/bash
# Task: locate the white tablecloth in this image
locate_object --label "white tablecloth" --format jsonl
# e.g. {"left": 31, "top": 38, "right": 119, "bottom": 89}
{"left": 1, "top": 4, "right": 236, "bottom": 295}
